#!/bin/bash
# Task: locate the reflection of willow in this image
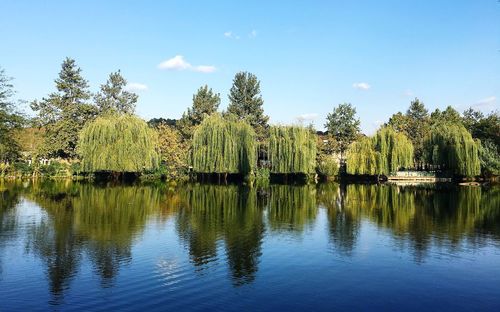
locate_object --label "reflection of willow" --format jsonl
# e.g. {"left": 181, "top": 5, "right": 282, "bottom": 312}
{"left": 317, "top": 183, "right": 359, "bottom": 255}
{"left": 342, "top": 184, "right": 500, "bottom": 260}
{"left": 0, "top": 180, "right": 21, "bottom": 233}
{"left": 0, "top": 181, "right": 22, "bottom": 277}
{"left": 24, "top": 181, "right": 172, "bottom": 298}
{"left": 176, "top": 184, "right": 264, "bottom": 286}
{"left": 267, "top": 185, "right": 318, "bottom": 233}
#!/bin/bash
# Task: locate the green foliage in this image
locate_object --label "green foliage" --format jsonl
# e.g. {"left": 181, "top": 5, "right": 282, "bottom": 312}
{"left": 317, "top": 154, "right": 339, "bottom": 177}
{"left": 424, "top": 123, "right": 481, "bottom": 177}
{"left": 31, "top": 58, "right": 97, "bottom": 158}
{"left": 254, "top": 167, "right": 270, "bottom": 186}
{"left": 346, "top": 137, "right": 378, "bottom": 175}
{"left": 268, "top": 126, "right": 317, "bottom": 175}
{"left": 157, "top": 124, "right": 188, "bottom": 179}
{"left": 227, "top": 72, "right": 269, "bottom": 140}
{"left": 78, "top": 115, "right": 159, "bottom": 173}
{"left": 94, "top": 70, "right": 137, "bottom": 115}
{"left": 324, "top": 103, "right": 360, "bottom": 160}
{"left": 463, "top": 109, "right": 499, "bottom": 150}
{"left": 372, "top": 127, "right": 414, "bottom": 174}
{"left": 191, "top": 114, "right": 256, "bottom": 175}
{"left": 0, "top": 67, "right": 24, "bottom": 162}
{"left": 430, "top": 106, "right": 462, "bottom": 126}
{"left": 388, "top": 98, "right": 430, "bottom": 164}
{"left": 178, "top": 85, "right": 220, "bottom": 139}
{"left": 347, "top": 127, "right": 414, "bottom": 175}
{"left": 478, "top": 140, "right": 500, "bottom": 176}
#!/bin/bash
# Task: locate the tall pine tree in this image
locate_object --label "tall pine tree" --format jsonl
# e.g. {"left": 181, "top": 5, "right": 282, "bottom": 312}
{"left": 178, "top": 85, "right": 220, "bottom": 139}
{"left": 31, "top": 58, "right": 96, "bottom": 158}
{"left": 227, "top": 72, "right": 269, "bottom": 140}
{"left": 94, "top": 70, "right": 138, "bottom": 115}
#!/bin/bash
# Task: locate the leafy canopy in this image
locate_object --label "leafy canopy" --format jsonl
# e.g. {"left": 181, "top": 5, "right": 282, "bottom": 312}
{"left": 324, "top": 103, "right": 360, "bottom": 159}
{"left": 424, "top": 123, "right": 480, "bottom": 177}
{"left": 191, "top": 114, "right": 256, "bottom": 175}
{"left": 0, "top": 68, "right": 24, "bottom": 161}
{"left": 227, "top": 72, "right": 269, "bottom": 139}
{"left": 346, "top": 127, "right": 414, "bottom": 175}
{"left": 31, "top": 58, "right": 96, "bottom": 158}
{"left": 78, "top": 114, "right": 159, "bottom": 173}
{"left": 268, "top": 126, "right": 317, "bottom": 174}
{"left": 178, "top": 85, "right": 220, "bottom": 139}
{"left": 94, "top": 70, "right": 138, "bottom": 115}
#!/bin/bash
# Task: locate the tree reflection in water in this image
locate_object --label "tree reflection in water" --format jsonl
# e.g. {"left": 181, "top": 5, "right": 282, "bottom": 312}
{"left": 321, "top": 183, "right": 500, "bottom": 261}
{"left": 2, "top": 180, "right": 497, "bottom": 300}
{"left": 23, "top": 181, "right": 176, "bottom": 301}
{"left": 176, "top": 184, "right": 264, "bottom": 286}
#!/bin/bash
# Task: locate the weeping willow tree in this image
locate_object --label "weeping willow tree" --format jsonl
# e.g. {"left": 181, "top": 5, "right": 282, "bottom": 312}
{"left": 191, "top": 114, "right": 256, "bottom": 175}
{"left": 78, "top": 114, "right": 159, "bottom": 173}
{"left": 268, "top": 126, "right": 316, "bottom": 175}
{"left": 346, "top": 127, "right": 414, "bottom": 175}
{"left": 424, "top": 123, "right": 480, "bottom": 176}
{"left": 346, "top": 137, "right": 378, "bottom": 175}
{"left": 373, "top": 127, "right": 414, "bottom": 175}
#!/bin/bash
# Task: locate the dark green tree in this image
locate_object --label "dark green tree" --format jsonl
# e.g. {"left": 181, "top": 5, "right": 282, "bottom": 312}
{"left": 462, "top": 108, "right": 484, "bottom": 133}
{"left": 227, "top": 72, "right": 269, "bottom": 139}
{"left": 94, "top": 70, "right": 137, "bottom": 115}
{"left": 405, "top": 98, "right": 430, "bottom": 165}
{"left": 430, "top": 106, "right": 462, "bottom": 126}
{"left": 386, "top": 111, "right": 408, "bottom": 134}
{"left": 178, "top": 85, "right": 220, "bottom": 139}
{"left": 31, "top": 58, "right": 96, "bottom": 158}
{"left": 478, "top": 140, "right": 500, "bottom": 176}
{"left": 463, "top": 108, "right": 499, "bottom": 150}
{"left": 0, "top": 68, "right": 24, "bottom": 161}
{"left": 462, "top": 108, "right": 500, "bottom": 175}
{"left": 324, "top": 103, "right": 361, "bottom": 162}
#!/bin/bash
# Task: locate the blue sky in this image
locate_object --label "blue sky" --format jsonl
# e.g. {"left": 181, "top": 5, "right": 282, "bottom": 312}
{"left": 1, "top": 0, "right": 498, "bottom": 133}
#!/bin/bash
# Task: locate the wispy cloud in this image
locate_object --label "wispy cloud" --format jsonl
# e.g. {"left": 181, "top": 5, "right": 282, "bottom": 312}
{"left": 295, "top": 113, "right": 318, "bottom": 123}
{"left": 224, "top": 31, "right": 240, "bottom": 39}
{"left": 193, "top": 65, "right": 217, "bottom": 73}
{"left": 352, "top": 82, "right": 371, "bottom": 90}
{"left": 125, "top": 82, "right": 148, "bottom": 92}
{"left": 249, "top": 29, "right": 257, "bottom": 38}
{"left": 403, "top": 89, "right": 414, "bottom": 97}
{"left": 471, "top": 96, "right": 497, "bottom": 109}
{"left": 158, "top": 55, "right": 216, "bottom": 73}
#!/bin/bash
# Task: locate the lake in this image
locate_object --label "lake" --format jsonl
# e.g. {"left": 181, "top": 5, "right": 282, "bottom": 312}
{"left": 1, "top": 181, "right": 499, "bottom": 311}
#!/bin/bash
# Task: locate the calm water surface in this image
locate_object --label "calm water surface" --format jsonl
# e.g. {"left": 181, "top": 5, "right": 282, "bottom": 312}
{"left": 0, "top": 181, "right": 499, "bottom": 311}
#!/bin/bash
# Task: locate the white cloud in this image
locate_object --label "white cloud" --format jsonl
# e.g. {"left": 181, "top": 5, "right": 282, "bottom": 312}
{"left": 472, "top": 96, "right": 496, "bottom": 109}
{"left": 158, "top": 55, "right": 191, "bottom": 70}
{"left": 352, "top": 82, "right": 371, "bottom": 90}
{"left": 125, "top": 82, "right": 148, "bottom": 92}
{"left": 194, "top": 65, "right": 217, "bottom": 73}
{"left": 295, "top": 113, "right": 318, "bottom": 123}
{"left": 158, "top": 55, "right": 216, "bottom": 73}
{"left": 249, "top": 29, "right": 257, "bottom": 38}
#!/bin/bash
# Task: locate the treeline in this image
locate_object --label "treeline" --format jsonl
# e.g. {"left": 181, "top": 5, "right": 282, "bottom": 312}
{"left": 0, "top": 58, "right": 499, "bottom": 180}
